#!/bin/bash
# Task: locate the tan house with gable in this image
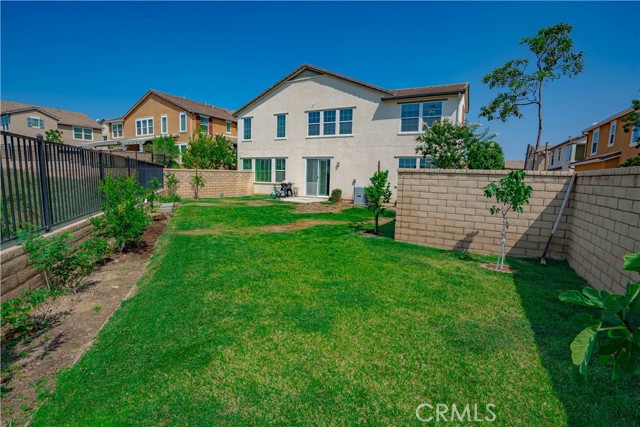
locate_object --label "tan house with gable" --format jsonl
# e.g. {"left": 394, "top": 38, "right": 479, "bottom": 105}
{"left": 1, "top": 100, "right": 102, "bottom": 145}
{"left": 234, "top": 64, "right": 469, "bottom": 199}
{"left": 92, "top": 90, "right": 237, "bottom": 153}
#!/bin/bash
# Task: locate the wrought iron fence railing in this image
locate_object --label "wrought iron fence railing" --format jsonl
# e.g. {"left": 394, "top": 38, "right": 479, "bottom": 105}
{"left": 0, "top": 131, "right": 164, "bottom": 244}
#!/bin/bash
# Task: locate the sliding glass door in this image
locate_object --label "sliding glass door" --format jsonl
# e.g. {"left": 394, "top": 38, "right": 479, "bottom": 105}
{"left": 305, "top": 158, "right": 330, "bottom": 196}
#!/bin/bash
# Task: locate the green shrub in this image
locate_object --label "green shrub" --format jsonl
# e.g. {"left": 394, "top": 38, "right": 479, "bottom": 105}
{"left": 77, "top": 237, "right": 111, "bottom": 271}
{"left": 559, "top": 252, "right": 640, "bottom": 383}
{"left": 147, "top": 177, "right": 163, "bottom": 209}
{"left": 329, "top": 189, "right": 342, "bottom": 202}
{"left": 90, "top": 174, "right": 151, "bottom": 253}
{"left": 17, "top": 227, "right": 85, "bottom": 291}
{"left": 1, "top": 288, "right": 63, "bottom": 335}
{"left": 163, "top": 172, "right": 180, "bottom": 202}
{"left": 191, "top": 172, "right": 205, "bottom": 199}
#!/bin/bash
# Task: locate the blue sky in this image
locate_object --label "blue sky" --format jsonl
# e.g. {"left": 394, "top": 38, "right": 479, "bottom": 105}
{"left": 1, "top": 1, "right": 638, "bottom": 159}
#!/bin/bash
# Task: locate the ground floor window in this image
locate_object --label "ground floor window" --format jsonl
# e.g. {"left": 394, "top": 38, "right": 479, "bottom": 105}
{"left": 275, "top": 158, "right": 286, "bottom": 182}
{"left": 255, "top": 159, "right": 272, "bottom": 182}
{"left": 242, "top": 158, "right": 252, "bottom": 170}
{"left": 399, "top": 157, "right": 434, "bottom": 169}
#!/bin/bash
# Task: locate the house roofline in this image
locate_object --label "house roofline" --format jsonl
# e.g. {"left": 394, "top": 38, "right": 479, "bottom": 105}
{"left": 581, "top": 107, "right": 635, "bottom": 133}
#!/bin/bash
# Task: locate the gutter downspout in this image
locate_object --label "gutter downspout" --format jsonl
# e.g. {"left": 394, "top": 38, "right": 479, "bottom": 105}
{"left": 540, "top": 173, "right": 576, "bottom": 265}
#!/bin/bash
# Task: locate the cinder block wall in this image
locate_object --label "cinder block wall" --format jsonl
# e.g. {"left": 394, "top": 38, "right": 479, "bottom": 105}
{"left": 566, "top": 167, "right": 640, "bottom": 293}
{"left": 395, "top": 169, "right": 574, "bottom": 260}
{"left": 0, "top": 218, "right": 94, "bottom": 300}
{"left": 165, "top": 169, "right": 254, "bottom": 199}
{"left": 395, "top": 167, "right": 640, "bottom": 292}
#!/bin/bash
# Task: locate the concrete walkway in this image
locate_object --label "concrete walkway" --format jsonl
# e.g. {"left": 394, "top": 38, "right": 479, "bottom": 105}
{"left": 276, "top": 196, "right": 328, "bottom": 204}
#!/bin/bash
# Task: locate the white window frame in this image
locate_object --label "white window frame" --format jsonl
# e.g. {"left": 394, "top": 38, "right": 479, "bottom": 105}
{"left": 179, "top": 112, "right": 187, "bottom": 133}
{"left": 399, "top": 101, "right": 444, "bottom": 134}
{"left": 276, "top": 114, "right": 287, "bottom": 139}
{"left": 608, "top": 121, "right": 616, "bottom": 147}
{"left": 631, "top": 126, "right": 639, "bottom": 147}
{"left": 243, "top": 117, "right": 252, "bottom": 141}
{"left": 566, "top": 145, "right": 572, "bottom": 162}
{"left": 161, "top": 115, "right": 168, "bottom": 135}
{"left": 73, "top": 126, "right": 93, "bottom": 141}
{"left": 591, "top": 129, "right": 599, "bottom": 155}
{"left": 226, "top": 121, "right": 231, "bottom": 134}
{"left": 306, "top": 108, "right": 354, "bottom": 138}
{"left": 1, "top": 114, "right": 10, "bottom": 131}
{"left": 135, "top": 117, "right": 154, "bottom": 137}
{"left": 28, "top": 116, "right": 44, "bottom": 129}
{"left": 112, "top": 122, "right": 123, "bottom": 139}
{"left": 199, "top": 116, "right": 209, "bottom": 134}
{"left": 275, "top": 158, "right": 286, "bottom": 182}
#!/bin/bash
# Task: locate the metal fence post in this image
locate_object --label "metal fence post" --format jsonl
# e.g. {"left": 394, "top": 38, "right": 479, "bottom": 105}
{"left": 99, "top": 151, "right": 105, "bottom": 180}
{"left": 127, "top": 157, "right": 131, "bottom": 176}
{"left": 36, "top": 136, "right": 52, "bottom": 231}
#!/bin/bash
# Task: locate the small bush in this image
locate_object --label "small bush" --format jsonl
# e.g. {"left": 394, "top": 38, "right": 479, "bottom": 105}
{"left": 191, "top": 172, "right": 205, "bottom": 199}
{"left": 17, "top": 227, "right": 85, "bottom": 291}
{"left": 165, "top": 172, "right": 180, "bottom": 200}
{"left": 90, "top": 174, "right": 151, "bottom": 253}
{"left": 147, "top": 178, "right": 163, "bottom": 209}
{"left": 77, "top": 237, "right": 111, "bottom": 271}
{"left": 329, "top": 189, "right": 342, "bottom": 202}
{"left": 1, "top": 288, "right": 63, "bottom": 335}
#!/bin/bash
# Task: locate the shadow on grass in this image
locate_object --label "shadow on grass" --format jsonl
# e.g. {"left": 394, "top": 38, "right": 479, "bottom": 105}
{"left": 506, "top": 257, "right": 639, "bottom": 427}
{"left": 348, "top": 219, "right": 395, "bottom": 239}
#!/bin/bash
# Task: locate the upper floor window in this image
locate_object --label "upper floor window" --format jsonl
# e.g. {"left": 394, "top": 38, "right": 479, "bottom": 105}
{"left": 631, "top": 126, "right": 639, "bottom": 147}
{"left": 308, "top": 109, "right": 353, "bottom": 137}
{"left": 226, "top": 121, "right": 231, "bottom": 134}
{"left": 200, "top": 116, "right": 209, "bottom": 134}
{"left": 566, "top": 145, "right": 572, "bottom": 162}
{"left": 591, "top": 130, "right": 599, "bottom": 154}
{"left": 401, "top": 104, "right": 420, "bottom": 132}
{"left": 276, "top": 114, "right": 286, "bottom": 139}
{"left": 308, "top": 112, "right": 320, "bottom": 136}
{"left": 28, "top": 116, "right": 44, "bottom": 129}
{"left": 422, "top": 101, "right": 443, "bottom": 127}
{"left": 608, "top": 121, "right": 616, "bottom": 146}
{"left": 112, "top": 123, "right": 123, "bottom": 138}
{"left": 550, "top": 151, "right": 555, "bottom": 166}
{"left": 401, "top": 102, "right": 443, "bottom": 132}
{"left": 339, "top": 109, "right": 353, "bottom": 135}
{"left": 179, "top": 112, "right": 187, "bottom": 133}
{"left": 243, "top": 118, "right": 252, "bottom": 140}
{"left": 161, "top": 115, "right": 168, "bottom": 134}
{"left": 73, "top": 127, "right": 93, "bottom": 141}
{"left": 136, "top": 118, "right": 154, "bottom": 136}
{"left": 1, "top": 115, "right": 10, "bottom": 131}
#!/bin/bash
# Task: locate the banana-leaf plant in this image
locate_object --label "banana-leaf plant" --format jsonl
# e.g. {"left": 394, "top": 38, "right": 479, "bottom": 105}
{"left": 559, "top": 252, "right": 640, "bottom": 383}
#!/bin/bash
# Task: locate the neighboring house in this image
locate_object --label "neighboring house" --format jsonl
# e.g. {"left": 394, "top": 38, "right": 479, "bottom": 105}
{"left": 573, "top": 107, "right": 640, "bottom": 171}
{"left": 547, "top": 135, "right": 587, "bottom": 171}
{"left": 87, "top": 90, "right": 237, "bottom": 153}
{"left": 0, "top": 100, "right": 102, "bottom": 145}
{"left": 234, "top": 64, "right": 469, "bottom": 199}
{"left": 504, "top": 160, "right": 525, "bottom": 170}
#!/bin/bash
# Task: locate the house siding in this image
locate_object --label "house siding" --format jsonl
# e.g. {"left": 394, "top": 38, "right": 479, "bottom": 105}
{"left": 236, "top": 73, "right": 465, "bottom": 199}
{"left": 577, "top": 112, "right": 639, "bottom": 171}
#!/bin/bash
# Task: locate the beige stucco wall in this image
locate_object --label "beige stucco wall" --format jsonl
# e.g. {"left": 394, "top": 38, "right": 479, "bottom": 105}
{"left": 236, "top": 74, "right": 465, "bottom": 200}
{"left": 3, "top": 111, "right": 101, "bottom": 146}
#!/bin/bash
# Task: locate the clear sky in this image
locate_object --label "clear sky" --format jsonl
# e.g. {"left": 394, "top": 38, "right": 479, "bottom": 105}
{"left": 1, "top": 1, "right": 638, "bottom": 159}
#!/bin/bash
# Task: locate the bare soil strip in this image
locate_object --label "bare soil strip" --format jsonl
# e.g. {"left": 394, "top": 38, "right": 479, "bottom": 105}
{"left": 0, "top": 215, "right": 169, "bottom": 427}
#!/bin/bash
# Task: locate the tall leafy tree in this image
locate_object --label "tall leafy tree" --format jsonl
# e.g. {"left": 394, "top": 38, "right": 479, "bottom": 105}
{"left": 44, "top": 129, "right": 64, "bottom": 143}
{"left": 480, "top": 23, "right": 585, "bottom": 168}
{"left": 145, "top": 135, "right": 180, "bottom": 167}
{"left": 182, "top": 132, "right": 236, "bottom": 170}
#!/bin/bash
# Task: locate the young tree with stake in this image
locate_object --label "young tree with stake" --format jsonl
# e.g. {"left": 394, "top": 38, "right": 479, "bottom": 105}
{"left": 364, "top": 170, "right": 392, "bottom": 235}
{"left": 480, "top": 23, "right": 584, "bottom": 169}
{"left": 483, "top": 170, "right": 532, "bottom": 270}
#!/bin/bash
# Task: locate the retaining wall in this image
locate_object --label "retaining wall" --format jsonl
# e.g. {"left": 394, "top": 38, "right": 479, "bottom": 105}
{"left": 395, "top": 167, "right": 640, "bottom": 293}
{"left": 165, "top": 169, "right": 253, "bottom": 199}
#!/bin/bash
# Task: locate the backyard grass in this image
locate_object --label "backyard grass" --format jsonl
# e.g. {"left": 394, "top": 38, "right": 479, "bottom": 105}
{"left": 31, "top": 197, "right": 639, "bottom": 426}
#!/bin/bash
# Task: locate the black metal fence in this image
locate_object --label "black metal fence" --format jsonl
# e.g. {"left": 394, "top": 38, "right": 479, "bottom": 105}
{"left": 0, "top": 132, "right": 164, "bottom": 244}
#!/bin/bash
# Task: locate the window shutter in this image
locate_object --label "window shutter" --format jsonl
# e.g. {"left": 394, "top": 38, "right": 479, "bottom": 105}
{"left": 40, "top": 120, "right": 45, "bottom": 128}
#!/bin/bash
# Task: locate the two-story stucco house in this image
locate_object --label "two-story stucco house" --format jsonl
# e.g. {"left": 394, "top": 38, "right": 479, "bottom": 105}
{"left": 89, "top": 90, "right": 238, "bottom": 154}
{"left": 1, "top": 100, "right": 102, "bottom": 145}
{"left": 573, "top": 107, "right": 639, "bottom": 171}
{"left": 234, "top": 64, "right": 469, "bottom": 199}
{"left": 547, "top": 135, "right": 587, "bottom": 171}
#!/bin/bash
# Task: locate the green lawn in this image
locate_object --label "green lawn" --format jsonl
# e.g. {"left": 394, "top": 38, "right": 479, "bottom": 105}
{"left": 32, "top": 197, "right": 639, "bottom": 426}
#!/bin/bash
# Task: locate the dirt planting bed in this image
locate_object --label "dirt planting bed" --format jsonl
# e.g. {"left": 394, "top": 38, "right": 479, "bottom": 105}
{"left": 0, "top": 214, "right": 169, "bottom": 427}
